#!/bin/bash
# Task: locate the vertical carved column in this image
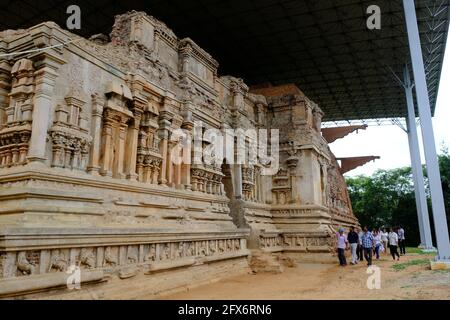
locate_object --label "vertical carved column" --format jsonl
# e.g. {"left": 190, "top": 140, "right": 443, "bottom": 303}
{"left": 320, "top": 161, "right": 328, "bottom": 206}
{"left": 101, "top": 81, "right": 133, "bottom": 179}
{"left": 87, "top": 94, "right": 104, "bottom": 175}
{"left": 144, "top": 156, "right": 152, "bottom": 182}
{"left": 137, "top": 155, "right": 144, "bottom": 181}
{"left": 125, "top": 110, "right": 142, "bottom": 181}
{"left": 0, "top": 60, "right": 11, "bottom": 130}
{"left": 18, "top": 138, "right": 28, "bottom": 163}
{"left": 72, "top": 141, "right": 82, "bottom": 169}
{"left": 175, "top": 161, "right": 182, "bottom": 188}
{"left": 191, "top": 171, "right": 198, "bottom": 191}
{"left": 206, "top": 173, "right": 213, "bottom": 194}
{"left": 158, "top": 117, "right": 171, "bottom": 185}
{"left": 234, "top": 164, "right": 243, "bottom": 199}
{"left": 166, "top": 140, "right": 176, "bottom": 187}
{"left": 152, "top": 160, "right": 160, "bottom": 184}
{"left": 181, "top": 113, "right": 193, "bottom": 190}
{"left": 99, "top": 117, "right": 114, "bottom": 177}
{"left": 27, "top": 52, "right": 65, "bottom": 163}
{"left": 113, "top": 118, "right": 128, "bottom": 179}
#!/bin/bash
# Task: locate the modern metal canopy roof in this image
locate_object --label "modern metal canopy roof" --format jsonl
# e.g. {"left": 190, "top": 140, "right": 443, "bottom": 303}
{"left": 1, "top": 0, "right": 449, "bottom": 122}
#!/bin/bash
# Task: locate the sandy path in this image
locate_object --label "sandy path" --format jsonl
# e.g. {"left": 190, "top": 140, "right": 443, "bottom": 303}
{"left": 161, "top": 252, "right": 450, "bottom": 300}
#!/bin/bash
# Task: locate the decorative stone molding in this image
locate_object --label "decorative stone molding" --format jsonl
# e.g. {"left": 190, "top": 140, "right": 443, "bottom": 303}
{"left": 191, "top": 165, "right": 224, "bottom": 195}
{"left": 258, "top": 232, "right": 333, "bottom": 253}
{"left": 0, "top": 235, "right": 248, "bottom": 280}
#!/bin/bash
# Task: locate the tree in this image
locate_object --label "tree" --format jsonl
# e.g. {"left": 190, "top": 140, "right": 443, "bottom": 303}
{"left": 437, "top": 148, "right": 450, "bottom": 228}
{"left": 346, "top": 150, "right": 450, "bottom": 247}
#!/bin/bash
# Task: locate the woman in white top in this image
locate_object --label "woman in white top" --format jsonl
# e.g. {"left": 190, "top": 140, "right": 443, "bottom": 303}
{"left": 388, "top": 228, "right": 400, "bottom": 260}
{"left": 381, "top": 229, "right": 389, "bottom": 254}
{"left": 373, "top": 230, "right": 382, "bottom": 259}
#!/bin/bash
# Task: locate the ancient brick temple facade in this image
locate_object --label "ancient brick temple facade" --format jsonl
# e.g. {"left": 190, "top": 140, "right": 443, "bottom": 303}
{"left": 0, "top": 11, "right": 358, "bottom": 298}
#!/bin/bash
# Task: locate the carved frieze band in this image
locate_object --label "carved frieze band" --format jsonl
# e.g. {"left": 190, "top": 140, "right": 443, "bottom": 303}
{"left": 0, "top": 237, "right": 246, "bottom": 279}
{"left": 259, "top": 234, "right": 333, "bottom": 252}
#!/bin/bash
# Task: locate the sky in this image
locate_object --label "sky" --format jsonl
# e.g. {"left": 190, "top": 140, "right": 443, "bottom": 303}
{"left": 330, "top": 33, "right": 450, "bottom": 178}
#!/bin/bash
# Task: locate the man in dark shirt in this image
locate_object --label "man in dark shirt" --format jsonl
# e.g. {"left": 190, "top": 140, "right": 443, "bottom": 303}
{"left": 347, "top": 226, "right": 359, "bottom": 265}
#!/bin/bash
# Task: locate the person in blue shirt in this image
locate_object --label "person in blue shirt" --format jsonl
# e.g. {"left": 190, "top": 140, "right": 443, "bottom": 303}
{"left": 361, "top": 226, "right": 374, "bottom": 266}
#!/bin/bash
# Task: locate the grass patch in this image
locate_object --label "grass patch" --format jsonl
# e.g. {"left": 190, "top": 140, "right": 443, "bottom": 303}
{"left": 392, "top": 259, "right": 429, "bottom": 271}
{"left": 405, "top": 247, "right": 435, "bottom": 255}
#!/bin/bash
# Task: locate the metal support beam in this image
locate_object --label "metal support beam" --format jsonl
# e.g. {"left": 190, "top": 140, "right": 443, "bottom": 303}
{"left": 403, "top": 65, "right": 434, "bottom": 251}
{"left": 403, "top": 0, "right": 450, "bottom": 260}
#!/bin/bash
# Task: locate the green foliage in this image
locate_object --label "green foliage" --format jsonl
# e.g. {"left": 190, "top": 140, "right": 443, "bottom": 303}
{"left": 438, "top": 148, "right": 450, "bottom": 221}
{"left": 346, "top": 150, "right": 450, "bottom": 247}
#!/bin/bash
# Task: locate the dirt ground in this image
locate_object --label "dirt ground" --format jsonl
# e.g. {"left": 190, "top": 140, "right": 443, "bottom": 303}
{"left": 162, "top": 251, "right": 450, "bottom": 300}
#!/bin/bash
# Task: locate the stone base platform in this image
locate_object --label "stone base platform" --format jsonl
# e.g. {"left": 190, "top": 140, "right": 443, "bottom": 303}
{"left": 0, "top": 227, "right": 250, "bottom": 298}
{"left": 430, "top": 259, "right": 450, "bottom": 270}
{"left": 3, "top": 256, "right": 250, "bottom": 299}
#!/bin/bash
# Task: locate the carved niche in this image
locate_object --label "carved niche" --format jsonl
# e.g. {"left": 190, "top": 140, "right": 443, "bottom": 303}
{"left": 137, "top": 97, "right": 162, "bottom": 184}
{"left": 0, "top": 59, "right": 35, "bottom": 167}
{"left": 272, "top": 167, "right": 291, "bottom": 205}
{"left": 99, "top": 81, "right": 134, "bottom": 178}
{"left": 50, "top": 89, "right": 92, "bottom": 170}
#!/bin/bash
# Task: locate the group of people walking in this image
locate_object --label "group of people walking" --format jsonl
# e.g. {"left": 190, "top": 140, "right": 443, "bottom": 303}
{"left": 335, "top": 226, "right": 406, "bottom": 266}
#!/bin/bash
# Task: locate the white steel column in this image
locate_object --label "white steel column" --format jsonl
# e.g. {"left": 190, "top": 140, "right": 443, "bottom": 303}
{"left": 403, "top": 65, "right": 434, "bottom": 250}
{"left": 403, "top": 0, "right": 450, "bottom": 259}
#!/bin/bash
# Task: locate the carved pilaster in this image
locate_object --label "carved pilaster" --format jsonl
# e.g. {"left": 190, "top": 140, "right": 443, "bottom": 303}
{"left": 27, "top": 52, "right": 65, "bottom": 163}
{"left": 87, "top": 93, "right": 104, "bottom": 175}
{"left": 181, "top": 111, "right": 193, "bottom": 190}
{"left": 113, "top": 117, "right": 128, "bottom": 179}
{"left": 158, "top": 110, "right": 171, "bottom": 185}
{"left": 0, "top": 60, "right": 11, "bottom": 130}
{"left": 99, "top": 81, "right": 133, "bottom": 179}
{"left": 0, "top": 58, "right": 34, "bottom": 168}
{"left": 99, "top": 118, "right": 114, "bottom": 177}
{"left": 125, "top": 100, "right": 144, "bottom": 181}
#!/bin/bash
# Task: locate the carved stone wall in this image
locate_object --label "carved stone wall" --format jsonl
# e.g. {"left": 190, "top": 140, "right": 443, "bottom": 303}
{"left": 0, "top": 11, "right": 358, "bottom": 298}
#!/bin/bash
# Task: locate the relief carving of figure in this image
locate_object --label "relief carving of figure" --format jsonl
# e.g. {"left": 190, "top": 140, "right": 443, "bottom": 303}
{"left": 283, "top": 236, "right": 292, "bottom": 247}
{"left": 276, "top": 236, "right": 282, "bottom": 246}
{"left": 295, "top": 237, "right": 305, "bottom": 247}
{"left": 234, "top": 239, "right": 240, "bottom": 250}
{"left": 218, "top": 240, "right": 225, "bottom": 253}
{"left": 48, "top": 250, "right": 67, "bottom": 272}
{"left": 260, "top": 237, "right": 267, "bottom": 248}
{"left": 17, "top": 251, "right": 36, "bottom": 275}
{"left": 199, "top": 241, "right": 207, "bottom": 256}
{"left": 127, "top": 247, "right": 138, "bottom": 264}
{"left": 144, "top": 244, "right": 156, "bottom": 262}
{"left": 79, "top": 248, "right": 96, "bottom": 269}
{"left": 104, "top": 247, "right": 117, "bottom": 266}
{"left": 208, "top": 240, "right": 217, "bottom": 255}
{"left": 185, "top": 242, "right": 196, "bottom": 257}
{"left": 175, "top": 242, "right": 185, "bottom": 258}
{"left": 306, "top": 238, "right": 317, "bottom": 247}
{"left": 160, "top": 243, "right": 171, "bottom": 260}
{"left": 226, "top": 239, "right": 233, "bottom": 251}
